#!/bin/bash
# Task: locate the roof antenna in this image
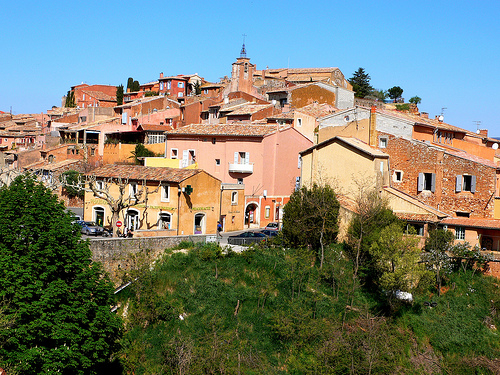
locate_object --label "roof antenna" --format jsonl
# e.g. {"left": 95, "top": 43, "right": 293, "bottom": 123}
{"left": 240, "top": 34, "right": 247, "bottom": 58}
{"left": 473, "top": 120, "right": 482, "bottom": 133}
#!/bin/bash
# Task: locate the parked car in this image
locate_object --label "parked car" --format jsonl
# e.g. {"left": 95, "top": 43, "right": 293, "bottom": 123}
{"left": 265, "top": 222, "right": 280, "bottom": 231}
{"left": 76, "top": 221, "right": 104, "bottom": 236}
{"left": 259, "top": 229, "right": 279, "bottom": 237}
{"left": 228, "top": 231, "right": 267, "bottom": 245}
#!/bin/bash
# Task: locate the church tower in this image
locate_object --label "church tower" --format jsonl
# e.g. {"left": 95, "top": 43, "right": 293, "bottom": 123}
{"left": 229, "top": 42, "right": 256, "bottom": 94}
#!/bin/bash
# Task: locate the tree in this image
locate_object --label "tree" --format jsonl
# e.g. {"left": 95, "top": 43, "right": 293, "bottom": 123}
{"left": 132, "top": 80, "right": 140, "bottom": 92}
{"left": 0, "top": 174, "right": 122, "bottom": 373}
{"left": 116, "top": 84, "right": 124, "bottom": 106}
{"left": 192, "top": 81, "right": 201, "bottom": 95}
{"left": 409, "top": 96, "right": 421, "bottom": 105}
{"left": 130, "top": 143, "right": 157, "bottom": 164}
{"left": 423, "top": 228, "right": 454, "bottom": 296}
{"left": 127, "top": 77, "right": 134, "bottom": 91}
{"left": 370, "top": 89, "right": 387, "bottom": 102}
{"left": 282, "top": 184, "right": 340, "bottom": 268}
{"left": 387, "top": 86, "right": 403, "bottom": 102}
{"left": 369, "top": 223, "right": 431, "bottom": 306}
{"left": 60, "top": 170, "right": 84, "bottom": 199}
{"left": 348, "top": 68, "right": 373, "bottom": 98}
{"left": 65, "top": 90, "right": 76, "bottom": 108}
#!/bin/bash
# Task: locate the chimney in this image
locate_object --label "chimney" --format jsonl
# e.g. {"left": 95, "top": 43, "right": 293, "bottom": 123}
{"left": 369, "top": 106, "right": 377, "bottom": 146}
{"left": 479, "top": 129, "right": 488, "bottom": 137}
{"left": 160, "top": 72, "right": 164, "bottom": 79}
{"left": 421, "top": 112, "right": 429, "bottom": 119}
{"left": 127, "top": 88, "right": 130, "bottom": 93}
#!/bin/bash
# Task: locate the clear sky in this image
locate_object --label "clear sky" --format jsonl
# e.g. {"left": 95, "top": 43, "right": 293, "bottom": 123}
{"left": 1, "top": 0, "right": 499, "bottom": 135}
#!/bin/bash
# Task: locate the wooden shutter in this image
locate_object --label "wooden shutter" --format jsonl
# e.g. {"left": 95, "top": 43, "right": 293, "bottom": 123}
{"left": 245, "top": 152, "right": 250, "bottom": 164}
{"left": 417, "top": 173, "right": 424, "bottom": 192}
{"left": 455, "top": 175, "right": 462, "bottom": 192}
{"left": 471, "top": 175, "right": 477, "bottom": 193}
{"left": 431, "top": 173, "right": 436, "bottom": 193}
{"left": 234, "top": 152, "right": 239, "bottom": 164}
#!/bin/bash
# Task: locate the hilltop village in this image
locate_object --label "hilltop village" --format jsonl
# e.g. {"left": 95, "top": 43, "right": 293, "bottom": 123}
{"left": 2, "top": 45, "right": 500, "bottom": 257}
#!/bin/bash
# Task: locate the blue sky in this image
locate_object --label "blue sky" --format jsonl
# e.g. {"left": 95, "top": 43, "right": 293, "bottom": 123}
{"left": 1, "top": 0, "right": 499, "bottom": 135}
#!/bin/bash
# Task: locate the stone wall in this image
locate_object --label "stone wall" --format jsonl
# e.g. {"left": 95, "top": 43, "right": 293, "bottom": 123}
{"left": 89, "top": 234, "right": 216, "bottom": 285}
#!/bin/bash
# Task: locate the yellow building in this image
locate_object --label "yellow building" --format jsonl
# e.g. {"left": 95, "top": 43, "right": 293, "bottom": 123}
{"left": 84, "top": 164, "right": 224, "bottom": 237}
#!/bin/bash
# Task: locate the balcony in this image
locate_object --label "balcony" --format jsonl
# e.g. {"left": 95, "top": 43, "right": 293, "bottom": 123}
{"left": 228, "top": 162, "right": 254, "bottom": 174}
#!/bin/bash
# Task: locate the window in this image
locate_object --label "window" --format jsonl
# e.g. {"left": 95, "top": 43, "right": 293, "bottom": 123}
{"left": 406, "top": 223, "right": 424, "bottom": 236}
{"left": 265, "top": 206, "right": 270, "bottom": 219}
{"left": 129, "top": 182, "right": 138, "bottom": 199}
{"left": 96, "top": 180, "right": 104, "bottom": 190}
{"left": 393, "top": 170, "right": 403, "bottom": 182}
{"left": 456, "top": 175, "right": 476, "bottom": 193}
{"left": 455, "top": 226, "right": 465, "bottom": 240}
{"left": 178, "top": 92, "right": 184, "bottom": 98}
{"left": 90, "top": 148, "right": 95, "bottom": 156}
{"left": 379, "top": 137, "right": 388, "bottom": 148}
{"left": 231, "top": 191, "right": 238, "bottom": 205}
{"left": 298, "top": 155, "right": 302, "bottom": 169}
{"left": 178, "top": 82, "right": 184, "bottom": 88}
{"left": 167, "top": 81, "right": 171, "bottom": 90}
{"left": 297, "top": 118, "right": 302, "bottom": 127}
{"left": 204, "top": 89, "right": 208, "bottom": 94}
{"left": 212, "top": 138, "right": 216, "bottom": 144}
{"left": 159, "top": 82, "right": 164, "bottom": 91}
{"left": 161, "top": 184, "right": 170, "bottom": 202}
{"left": 171, "top": 148, "right": 178, "bottom": 159}
{"left": 158, "top": 212, "right": 171, "bottom": 230}
{"left": 234, "top": 151, "right": 250, "bottom": 164}
{"left": 148, "top": 132, "right": 165, "bottom": 144}
{"left": 126, "top": 209, "right": 139, "bottom": 230}
{"left": 417, "top": 172, "right": 436, "bottom": 192}
{"left": 215, "top": 159, "right": 221, "bottom": 166}
{"left": 237, "top": 178, "right": 243, "bottom": 184}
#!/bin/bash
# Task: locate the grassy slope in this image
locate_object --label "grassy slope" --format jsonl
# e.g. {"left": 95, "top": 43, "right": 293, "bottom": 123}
{"left": 116, "top": 242, "right": 500, "bottom": 374}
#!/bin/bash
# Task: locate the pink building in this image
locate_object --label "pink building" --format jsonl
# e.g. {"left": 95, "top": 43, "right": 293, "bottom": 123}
{"left": 165, "top": 124, "right": 312, "bottom": 227}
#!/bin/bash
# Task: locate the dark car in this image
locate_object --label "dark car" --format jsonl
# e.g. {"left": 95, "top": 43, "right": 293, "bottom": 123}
{"left": 228, "top": 231, "right": 267, "bottom": 245}
{"left": 259, "top": 229, "right": 279, "bottom": 237}
{"left": 76, "top": 221, "right": 104, "bottom": 236}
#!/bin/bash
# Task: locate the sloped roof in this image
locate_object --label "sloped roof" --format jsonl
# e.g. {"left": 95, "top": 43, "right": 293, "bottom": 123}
{"left": 383, "top": 186, "right": 448, "bottom": 220}
{"left": 226, "top": 104, "right": 273, "bottom": 116}
{"left": 86, "top": 164, "right": 204, "bottom": 183}
{"left": 441, "top": 217, "right": 500, "bottom": 230}
{"left": 300, "top": 136, "right": 389, "bottom": 158}
{"left": 138, "top": 124, "right": 173, "bottom": 132}
{"left": 167, "top": 124, "right": 282, "bottom": 137}
{"left": 24, "top": 159, "right": 80, "bottom": 171}
{"left": 295, "top": 103, "right": 337, "bottom": 118}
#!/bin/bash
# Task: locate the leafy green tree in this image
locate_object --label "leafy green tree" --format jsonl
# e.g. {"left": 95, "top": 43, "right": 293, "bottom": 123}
{"left": 387, "top": 86, "right": 404, "bottom": 102}
{"left": 449, "top": 241, "right": 493, "bottom": 274}
{"left": 116, "top": 84, "right": 124, "bottom": 106}
{"left": 282, "top": 184, "right": 340, "bottom": 267}
{"left": 369, "top": 223, "right": 431, "bottom": 305}
{"left": 409, "top": 96, "right": 421, "bottom": 105}
{"left": 423, "top": 228, "right": 454, "bottom": 296}
{"left": 144, "top": 91, "right": 159, "bottom": 97}
{"left": 348, "top": 67, "right": 373, "bottom": 98}
{"left": 371, "top": 89, "right": 387, "bottom": 101}
{"left": 130, "top": 143, "right": 157, "bottom": 164}
{"left": 60, "top": 170, "right": 85, "bottom": 199}
{"left": 0, "top": 174, "right": 122, "bottom": 374}
{"left": 132, "top": 80, "right": 140, "bottom": 92}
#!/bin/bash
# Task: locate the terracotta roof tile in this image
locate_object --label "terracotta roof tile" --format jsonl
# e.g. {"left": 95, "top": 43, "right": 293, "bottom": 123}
{"left": 441, "top": 217, "right": 500, "bottom": 230}
{"left": 86, "top": 164, "right": 202, "bottom": 183}
{"left": 295, "top": 103, "right": 337, "bottom": 118}
{"left": 167, "top": 124, "right": 281, "bottom": 137}
{"left": 226, "top": 104, "right": 273, "bottom": 116}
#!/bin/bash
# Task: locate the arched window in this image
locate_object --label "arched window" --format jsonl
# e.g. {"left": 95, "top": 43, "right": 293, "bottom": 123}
{"left": 194, "top": 213, "right": 205, "bottom": 234}
{"left": 158, "top": 212, "right": 171, "bottom": 230}
{"left": 126, "top": 209, "right": 139, "bottom": 230}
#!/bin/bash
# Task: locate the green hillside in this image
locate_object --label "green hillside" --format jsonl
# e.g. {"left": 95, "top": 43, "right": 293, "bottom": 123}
{"left": 116, "top": 241, "right": 500, "bottom": 374}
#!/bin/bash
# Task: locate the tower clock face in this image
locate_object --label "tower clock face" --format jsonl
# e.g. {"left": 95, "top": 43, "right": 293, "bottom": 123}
{"left": 334, "top": 70, "right": 343, "bottom": 86}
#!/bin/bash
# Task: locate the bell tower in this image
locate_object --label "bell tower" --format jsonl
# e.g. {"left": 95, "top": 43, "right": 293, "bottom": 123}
{"left": 229, "top": 38, "right": 255, "bottom": 94}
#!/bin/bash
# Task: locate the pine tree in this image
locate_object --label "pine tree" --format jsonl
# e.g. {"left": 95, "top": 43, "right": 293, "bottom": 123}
{"left": 349, "top": 68, "right": 374, "bottom": 98}
{"left": 116, "top": 84, "right": 124, "bottom": 106}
